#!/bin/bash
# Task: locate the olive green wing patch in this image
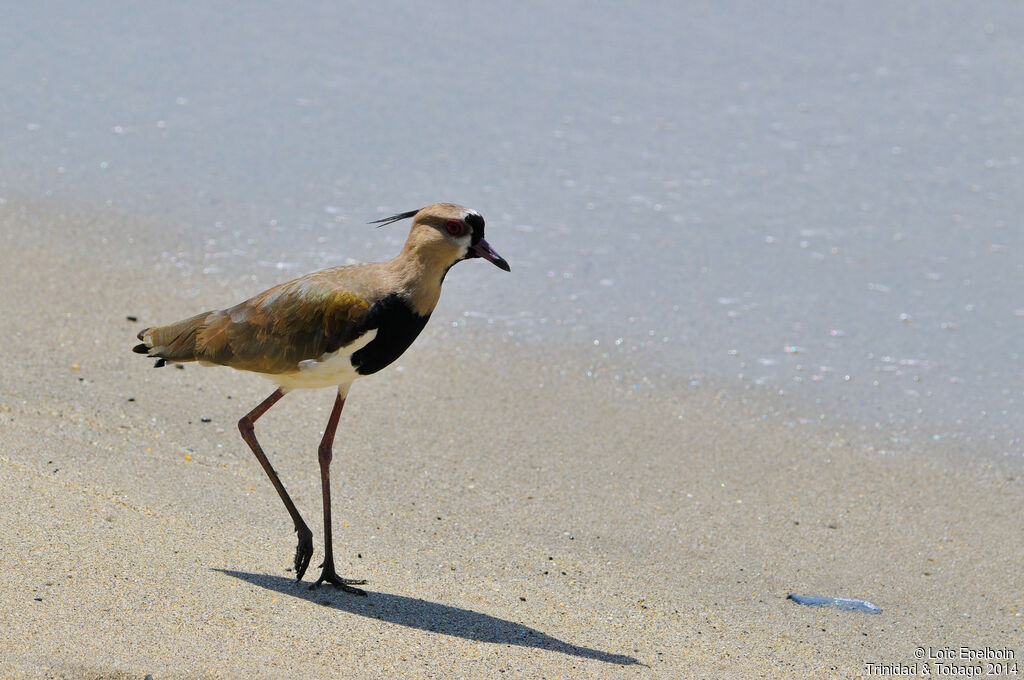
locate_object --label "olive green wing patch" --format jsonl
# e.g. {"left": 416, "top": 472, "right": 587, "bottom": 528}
{"left": 195, "top": 277, "right": 371, "bottom": 374}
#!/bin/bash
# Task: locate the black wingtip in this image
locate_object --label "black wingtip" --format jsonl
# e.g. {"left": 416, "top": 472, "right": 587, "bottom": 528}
{"left": 132, "top": 343, "right": 149, "bottom": 355}
{"left": 153, "top": 358, "right": 167, "bottom": 368}
{"left": 368, "top": 208, "right": 420, "bottom": 228}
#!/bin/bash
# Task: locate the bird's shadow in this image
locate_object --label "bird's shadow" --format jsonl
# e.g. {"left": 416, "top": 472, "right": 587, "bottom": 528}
{"left": 215, "top": 569, "right": 639, "bottom": 666}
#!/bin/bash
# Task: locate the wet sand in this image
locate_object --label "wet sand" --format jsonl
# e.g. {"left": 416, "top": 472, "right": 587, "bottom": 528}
{"left": 0, "top": 199, "right": 1021, "bottom": 678}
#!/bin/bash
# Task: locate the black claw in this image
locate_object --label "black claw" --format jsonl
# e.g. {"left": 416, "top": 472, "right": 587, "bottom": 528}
{"left": 309, "top": 565, "right": 368, "bottom": 596}
{"left": 293, "top": 526, "right": 314, "bottom": 581}
{"left": 310, "top": 580, "right": 368, "bottom": 596}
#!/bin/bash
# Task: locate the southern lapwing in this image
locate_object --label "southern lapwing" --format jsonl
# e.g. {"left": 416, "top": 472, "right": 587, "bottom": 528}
{"left": 133, "top": 203, "right": 509, "bottom": 594}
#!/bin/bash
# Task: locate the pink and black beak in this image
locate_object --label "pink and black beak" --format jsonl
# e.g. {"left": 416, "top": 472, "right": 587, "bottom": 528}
{"left": 463, "top": 211, "right": 510, "bottom": 271}
{"left": 469, "top": 239, "right": 511, "bottom": 272}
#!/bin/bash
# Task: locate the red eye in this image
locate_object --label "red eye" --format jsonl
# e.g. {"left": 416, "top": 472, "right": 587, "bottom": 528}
{"left": 445, "top": 219, "right": 468, "bottom": 237}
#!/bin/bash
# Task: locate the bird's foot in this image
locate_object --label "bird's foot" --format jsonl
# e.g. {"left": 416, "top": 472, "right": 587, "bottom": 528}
{"left": 309, "top": 561, "right": 367, "bottom": 596}
{"left": 294, "top": 524, "right": 314, "bottom": 581}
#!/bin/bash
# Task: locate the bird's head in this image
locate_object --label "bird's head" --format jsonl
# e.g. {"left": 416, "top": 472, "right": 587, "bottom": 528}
{"left": 373, "top": 203, "right": 510, "bottom": 273}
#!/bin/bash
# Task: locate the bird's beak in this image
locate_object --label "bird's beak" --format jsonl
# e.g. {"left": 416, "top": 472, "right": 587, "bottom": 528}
{"left": 469, "top": 239, "right": 511, "bottom": 272}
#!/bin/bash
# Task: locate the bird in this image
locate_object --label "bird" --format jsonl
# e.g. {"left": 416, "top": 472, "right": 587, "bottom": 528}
{"left": 133, "top": 202, "right": 509, "bottom": 595}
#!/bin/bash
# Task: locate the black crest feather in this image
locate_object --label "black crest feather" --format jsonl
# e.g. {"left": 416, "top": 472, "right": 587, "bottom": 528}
{"left": 369, "top": 208, "right": 420, "bottom": 228}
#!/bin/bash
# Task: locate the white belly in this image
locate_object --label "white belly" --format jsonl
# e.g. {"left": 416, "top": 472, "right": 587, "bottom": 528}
{"left": 267, "top": 329, "right": 377, "bottom": 391}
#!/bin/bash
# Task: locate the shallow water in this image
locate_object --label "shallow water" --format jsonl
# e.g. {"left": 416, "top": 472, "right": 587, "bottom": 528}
{"left": 1, "top": 2, "right": 1021, "bottom": 460}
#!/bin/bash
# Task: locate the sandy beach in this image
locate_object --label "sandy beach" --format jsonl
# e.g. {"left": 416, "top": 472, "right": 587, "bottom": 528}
{"left": 0, "top": 198, "right": 1020, "bottom": 679}
{"left": 3, "top": 2, "right": 1024, "bottom": 676}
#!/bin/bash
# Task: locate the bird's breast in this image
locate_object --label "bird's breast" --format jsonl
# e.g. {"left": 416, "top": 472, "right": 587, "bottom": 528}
{"left": 350, "top": 293, "right": 431, "bottom": 376}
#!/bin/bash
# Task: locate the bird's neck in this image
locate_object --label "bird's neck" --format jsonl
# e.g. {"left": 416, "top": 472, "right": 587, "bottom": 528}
{"left": 386, "top": 247, "right": 453, "bottom": 316}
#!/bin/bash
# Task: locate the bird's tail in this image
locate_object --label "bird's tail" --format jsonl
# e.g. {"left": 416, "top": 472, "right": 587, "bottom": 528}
{"left": 133, "top": 312, "right": 211, "bottom": 368}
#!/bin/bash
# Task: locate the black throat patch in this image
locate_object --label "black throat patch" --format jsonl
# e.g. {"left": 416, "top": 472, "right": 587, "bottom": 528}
{"left": 350, "top": 293, "right": 430, "bottom": 376}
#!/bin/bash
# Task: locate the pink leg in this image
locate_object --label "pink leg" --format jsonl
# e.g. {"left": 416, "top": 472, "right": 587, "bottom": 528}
{"left": 310, "top": 389, "right": 367, "bottom": 595}
{"left": 238, "top": 389, "right": 315, "bottom": 580}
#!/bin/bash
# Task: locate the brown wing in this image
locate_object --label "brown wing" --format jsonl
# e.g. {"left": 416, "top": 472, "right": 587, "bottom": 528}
{"left": 194, "top": 272, "right": 372, "bottom": 374}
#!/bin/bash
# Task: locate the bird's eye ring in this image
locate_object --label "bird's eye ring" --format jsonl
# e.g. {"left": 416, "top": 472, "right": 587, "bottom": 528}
{"left": 445, "top": 219, "right": 468, "bottom": 237}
